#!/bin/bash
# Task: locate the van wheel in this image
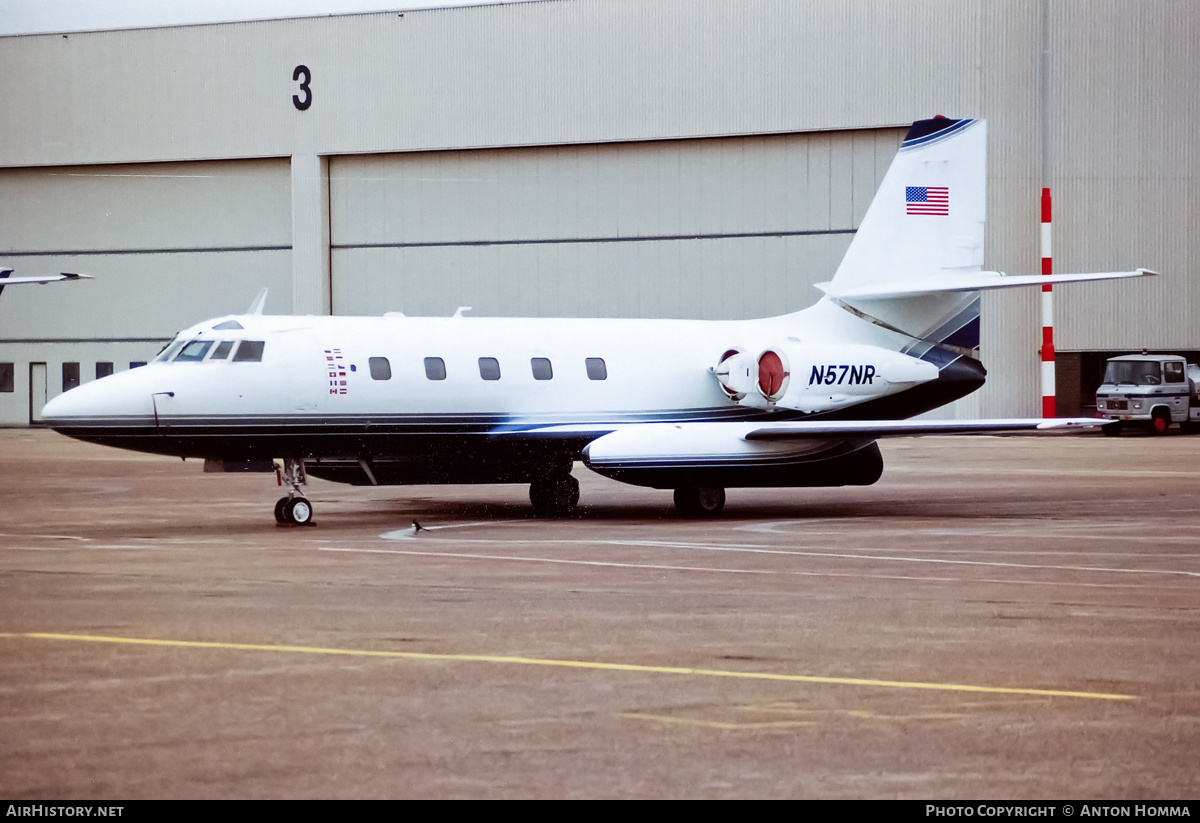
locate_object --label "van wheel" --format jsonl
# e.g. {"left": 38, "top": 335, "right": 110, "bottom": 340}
{"left": 1148, "top": 410, "right": 1170, "bottom": 436}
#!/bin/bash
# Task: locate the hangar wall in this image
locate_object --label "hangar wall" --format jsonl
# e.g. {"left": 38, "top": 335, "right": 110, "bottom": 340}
{"left": 1, "top": 0, "right": 1196, "bottom": 426}
{"left": 0, "top": 159, "right": 293, "bottom": 425}
{"left": 328, "top": 130, "right": 902, "bottom": 319}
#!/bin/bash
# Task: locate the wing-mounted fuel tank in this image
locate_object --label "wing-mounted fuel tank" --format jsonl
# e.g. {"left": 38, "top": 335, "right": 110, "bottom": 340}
{"left": 714, "top": 344, "right": 938, "bottom": 413}
{"left": 582, "top": 422, "right": 884, "bottom": 489}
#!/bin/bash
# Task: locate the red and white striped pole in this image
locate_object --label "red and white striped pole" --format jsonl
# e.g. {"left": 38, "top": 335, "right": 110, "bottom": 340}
{"left": 1040, "top": 187, "right": 1055, "bottom": 418}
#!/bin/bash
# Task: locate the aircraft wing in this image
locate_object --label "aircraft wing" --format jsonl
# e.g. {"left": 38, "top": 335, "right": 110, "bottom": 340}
{"left": 0, "top": 270, "right": 93, "bottom": 286}
{"left": 743, "top": 417, "right": 1104, "bottom": 440}
{"left": 517, "top": 417, "right": 1103, "bottom": 441}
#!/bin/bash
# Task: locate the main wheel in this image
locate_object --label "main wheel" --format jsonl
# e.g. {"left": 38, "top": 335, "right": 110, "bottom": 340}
{"left": 274, "top": 497, "right": 290, "bottom": 524}
{"left": 530, "top": 473, "right": 580, "bottom": 518}
{"left": 1148, "top": 410, "right": 1170, "bottom": 436}
{"left": 284, "top": 496, "right": 314, "bottom": 525}
{"left": 673, "top": 485, "right": 726, "bottom": 517}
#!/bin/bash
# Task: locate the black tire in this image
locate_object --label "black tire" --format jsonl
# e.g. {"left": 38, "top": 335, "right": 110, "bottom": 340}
{"left": 1148, "top": 410, "right": 1170, "bottom": 436}
{"left": 284, "top": 496, "right": 314, "bottom": 525}
{"left": 274, "top": 497, "right": 290, "bottom": 524}
{"left": 530, "top": 473, "right": 580, "bottom": 518}
{"left": 673, "top": 486, "right": 726, "bottom": 517}
{"left": 1102, "top": 422, "right": 1123, "bottom": 437}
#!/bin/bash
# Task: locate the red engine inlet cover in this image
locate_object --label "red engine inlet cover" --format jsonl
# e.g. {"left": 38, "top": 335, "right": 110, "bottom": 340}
{"left": 757, "top": 350, "right": 789, "bottom": 400}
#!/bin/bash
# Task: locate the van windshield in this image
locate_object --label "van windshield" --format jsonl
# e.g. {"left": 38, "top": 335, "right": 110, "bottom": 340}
{"left": 1103, "top": 360, "right": 1161, "bottom": 385}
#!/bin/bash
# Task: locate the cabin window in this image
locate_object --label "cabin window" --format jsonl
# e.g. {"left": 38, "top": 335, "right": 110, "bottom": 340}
{"left": 130, "top": 361, "right": 146, "bottom": 369}
{"left": 0, "top": 363, "right": 13, "bottom": 392}
{"left": 1165, "top": 362, "right": 1185, "bottom": 383}
{"left": 174, "top": 340, "right": 213, "bottom": 362}
{"left": 95, "top": 362, "right": 114, "bottom": 379}
{"left": 531, "top": 358, "right": 553, "bottom": 380}
{"left": 478, "top": 357, "right": 501, "bottom": 381}
{"left": 369, "top": 357, "right": 392, "bottom": 380}
{"left": 211, "top": 341, "right": 234, "bottom": 360}
{"left": 424, "top": 357, "right": 447, "bottom": 380}
{"left": 585, "top": 357, "right": 607, "bottom": 380}
{"left": 232, "top": 341, "right": 265, "bottom": 362}
{"left": 62, "top": 362, "right": 80, "bottom": 392}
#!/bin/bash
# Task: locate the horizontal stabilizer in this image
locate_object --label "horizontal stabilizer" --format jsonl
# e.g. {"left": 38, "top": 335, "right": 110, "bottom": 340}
{"left": 820, "top": 268, "right": 1156, "bottom": 300}
{"left": 744, "top": 417, "right": 1105, "bottom": 440}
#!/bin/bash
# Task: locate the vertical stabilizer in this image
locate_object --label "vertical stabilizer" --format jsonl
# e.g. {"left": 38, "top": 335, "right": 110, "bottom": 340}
{"left": 831, "top": 117, "right": 986, "bottom": 293}
{"left": 824, "top": 117, "right": 986, "bottom": 364}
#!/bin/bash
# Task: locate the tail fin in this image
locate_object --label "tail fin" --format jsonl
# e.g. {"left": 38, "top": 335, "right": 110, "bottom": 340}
{"left": 819, "top": 117, "right": 1152, "bottom": 367}
{"left": 819, "top": 117, "right": 986, "bottom": 366}
{"left": 831, "top": 117, "right": 987, "bottom": 297}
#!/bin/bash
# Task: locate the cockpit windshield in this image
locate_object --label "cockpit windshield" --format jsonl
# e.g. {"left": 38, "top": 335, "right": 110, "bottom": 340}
{"left": 153, "top": 335, "right": 265, "bottom": 364}
{"left": 1103, "top": 360, "right": 1162, "bottom": 385}
{"left": 174, "top": 340, "right": 214, "bottom": 362}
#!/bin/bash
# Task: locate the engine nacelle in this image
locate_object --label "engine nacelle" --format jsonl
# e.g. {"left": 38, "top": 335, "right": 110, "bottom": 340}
{"left": 714, "top": 347, "right": 791, "bottom": 406}
{"left": 782, "top": 345, "right": 938, "bottom": 412}
{"left": 715, "top": 343, "right": 937, "bottom": 413}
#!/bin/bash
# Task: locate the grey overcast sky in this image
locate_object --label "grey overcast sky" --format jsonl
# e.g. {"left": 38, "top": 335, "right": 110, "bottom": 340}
{"left": 0, "top": 1, "right": 516, "bottom": 36}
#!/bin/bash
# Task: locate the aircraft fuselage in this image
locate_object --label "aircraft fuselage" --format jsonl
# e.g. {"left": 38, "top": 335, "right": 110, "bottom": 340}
{"left": 42, "top": 303, "right": 981, "bottom": 488}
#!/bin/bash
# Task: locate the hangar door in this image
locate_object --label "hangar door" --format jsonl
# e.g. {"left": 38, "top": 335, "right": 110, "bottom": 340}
{"left": 329, "top": 129, "right": 904, "bottom": 321}
{"left": 0, "top": 158, "right": 292, "bottom": 425}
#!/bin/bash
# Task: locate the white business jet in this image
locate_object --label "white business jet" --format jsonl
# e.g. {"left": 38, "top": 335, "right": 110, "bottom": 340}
{"left": 41, "top": 117, "right": 1153, "bottom": 524}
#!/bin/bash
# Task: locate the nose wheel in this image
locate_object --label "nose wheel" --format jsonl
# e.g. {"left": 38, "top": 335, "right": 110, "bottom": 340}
{"left": 274, "top": 495, "right": 314, "bottom": 525}
{"left": 274, "top": 458, "right": 315, "bottom": 526}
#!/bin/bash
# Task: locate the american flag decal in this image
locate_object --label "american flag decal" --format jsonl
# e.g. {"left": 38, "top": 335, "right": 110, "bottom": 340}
{"left": 906, "top": 186, "right": 949, "bottom": 215}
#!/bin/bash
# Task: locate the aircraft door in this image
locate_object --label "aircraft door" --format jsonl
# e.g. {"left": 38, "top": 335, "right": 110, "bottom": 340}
{"left": 283, "top": 329, "right": 327, "bottom": 415}
{"left": 29, "top": 362, "right": 47, "bottom": 424}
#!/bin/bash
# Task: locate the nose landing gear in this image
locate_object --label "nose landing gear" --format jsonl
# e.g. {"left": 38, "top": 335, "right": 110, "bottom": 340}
{"left": 275, "top": 458, "right": 314, "bottom": 526}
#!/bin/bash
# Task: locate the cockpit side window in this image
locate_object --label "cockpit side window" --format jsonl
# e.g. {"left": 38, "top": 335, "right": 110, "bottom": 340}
{"left": 211, "top": 341, "right": 234, "bottom": 360}
{"left": 174, "top": 340, "right": 214, "bottom": 362}
{"left": 232, "top": 341, "right": 265, "bottom": 362}
{"left": 155, "top": 337, "right": 185, "bottom": 363}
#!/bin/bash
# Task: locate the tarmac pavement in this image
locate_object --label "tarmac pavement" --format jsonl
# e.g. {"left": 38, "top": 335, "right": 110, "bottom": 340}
{"left": 1, "top": 428, "right": 1197, "bottom": 799}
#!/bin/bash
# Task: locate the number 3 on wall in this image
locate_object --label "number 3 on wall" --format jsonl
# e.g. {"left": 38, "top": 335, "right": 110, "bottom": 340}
{"left": 293, "top": 65, "right": 312, "bottom": 111}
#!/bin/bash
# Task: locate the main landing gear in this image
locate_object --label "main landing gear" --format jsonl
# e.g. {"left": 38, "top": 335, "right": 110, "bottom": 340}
{"left": 673, "top": 485, "right": 726, "bottom": 517}
{"left": 275, "top": 458, "right": 314, "bottom": 526}
{"left": 530, "top": 470, "right": 580, "bottom": 518}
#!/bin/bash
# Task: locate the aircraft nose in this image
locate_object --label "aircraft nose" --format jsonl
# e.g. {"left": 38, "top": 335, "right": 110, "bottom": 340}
{"left": 40, "top": 368, "right": 153, "bottom": 425}
{"left": 41, "top": 378, "right": 105, "bottom": 424}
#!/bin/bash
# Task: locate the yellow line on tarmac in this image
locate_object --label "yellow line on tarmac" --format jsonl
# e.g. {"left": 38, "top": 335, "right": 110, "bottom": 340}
{"left": 19, "top": 632, "right": 1135, "bottom": 701}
